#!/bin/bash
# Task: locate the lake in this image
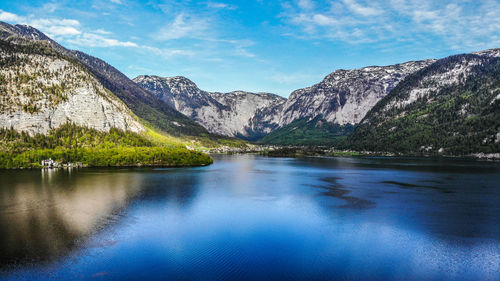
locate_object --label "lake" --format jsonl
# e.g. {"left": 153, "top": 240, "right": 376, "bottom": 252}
{"left": 0, "top": 155, "right": 499, "bottom": 280}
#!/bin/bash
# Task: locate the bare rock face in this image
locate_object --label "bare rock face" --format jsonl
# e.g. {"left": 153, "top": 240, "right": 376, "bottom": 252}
{"left": 278, "top": 60, "right": 435, "bottom": 127}
{"left": 134, "top": 75, "right": 286, "bottom": 140}
{"left": 209, "top": 91, "right": 286, "bottom": 138}
{"left": 0, "top": 25, "right": 144, "bottom": 135}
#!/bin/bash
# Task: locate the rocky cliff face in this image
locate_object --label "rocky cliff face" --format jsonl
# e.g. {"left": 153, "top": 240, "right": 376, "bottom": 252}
{"left": 134, "top": 75, "right": 286, "bottom": 140}
{"left": 0, "top": 37, "right": 143, "bottom": 135}
{"left": 0, "top": 21, "right": 208, "bottom": 137}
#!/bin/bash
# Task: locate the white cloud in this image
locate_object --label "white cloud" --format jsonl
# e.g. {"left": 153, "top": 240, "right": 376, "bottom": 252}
{"left": 46, "top": 26, "right": 81, "bottom": 36}
{"left": 298, "top": 0, "right": 315, "bottom": 10}
{"left": 0, "top": 11, "right": 82, "bottom": 37}
{"left": 0, "top": 10, "right": 23, "bottom": 22}
{"left": 67, "top": 33, "right": 137, "bottom": 47}
{"left": 140, "top": 45, "right": 193, "bottom": 58}
{"left": 207, "top": 38, "right": 256, "bottom": 58}
{"left": 2, "top": 8, "right": 249, "bottom": 61}
{"left": 110, "top": 0, "right": 123, "bottom": 4}
{"left": 342, "top": 0, "right": 383, "bottom": 16}
{"left": 234, "top": 48, "right": 256, "bottom": 58}
{"left": 270, "top": 72, "right": 316, "bottom": 84}
{"left": 207, "top": 2, "right": 237, "bottom": 10}
{"left": 311, "top": 14, "right": 339, "bottom": 26}
{"left": 281, "top": 0, "right": 500, "bottom": 49}
{"left": 155, "top": 13, "right": 210, "bottom": 40}
{"left": 94, "top": 29, "right": 112, "bottom": 35}
{"left": 41, "top": 3, "right": 58, "bottom": 13}
{"left": 0, "top": 10, "right": 140, "bottom": 49}
{"left": 151, "top": 3, "right": 257, "bottom": 60}
{"left": 27, "top": 18, "right": 81, "bottom": 37}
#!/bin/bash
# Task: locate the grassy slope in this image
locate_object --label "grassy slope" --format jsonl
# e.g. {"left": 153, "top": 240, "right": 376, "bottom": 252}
{"left": 259, "top": 116, "right": 355, "bottom": 146}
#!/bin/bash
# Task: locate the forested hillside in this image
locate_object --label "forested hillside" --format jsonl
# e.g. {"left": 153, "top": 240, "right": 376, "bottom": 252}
{"left": 0, "top": 124, "right": 213, "bottom": 168}
{"left": 347, "top": 54, "right": 500, "bottom": 155}
{"left": 259, "top": 116, "right": 355, "bottom": 146}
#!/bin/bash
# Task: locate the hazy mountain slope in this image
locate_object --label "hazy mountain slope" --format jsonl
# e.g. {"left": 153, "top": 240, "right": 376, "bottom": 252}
{"left": 347, "top": 51, "right": 500, "bottom": 154}
{"left": 0, "top": 21, "right": 208, "bottom": 137}
{"left": 134, "top": 75, "right": 286, "bottom": 140}
{"left": 0, "top": 37, "right": 143, "bottom": 135}
{"left": 245, "top": 99, "right": 285, "bottom": 140}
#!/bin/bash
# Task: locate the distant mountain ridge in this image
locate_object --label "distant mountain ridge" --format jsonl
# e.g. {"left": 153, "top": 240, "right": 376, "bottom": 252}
{"left": 135, "top": 60, "right": 434, "bottom": 141}
{"left": 134, "top": 75, "right": 286, "bottom": 140}
{"left": 135, "top": 48, "right": 500, "bottom": 155}
{"left": 278, "top": 60, "right": 435, "bottom": 126}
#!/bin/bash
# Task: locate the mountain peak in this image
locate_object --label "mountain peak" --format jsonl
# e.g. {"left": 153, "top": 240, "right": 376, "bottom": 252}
{"left": 472, "top": 48, "right": 500, "bottom": 58}
{"left": 134, "top": 75, "right": 199, "bottom": 91}
{"left": 0, "top": 21, "right": 51, "bottom": 42}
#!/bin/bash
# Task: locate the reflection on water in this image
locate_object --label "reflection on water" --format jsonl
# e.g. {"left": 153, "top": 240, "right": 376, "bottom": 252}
{"left": 0, "top": 169, "right": 144, "bottom": 265}
{"left": 0, "top": 155, "right": 499, "bottom": 280}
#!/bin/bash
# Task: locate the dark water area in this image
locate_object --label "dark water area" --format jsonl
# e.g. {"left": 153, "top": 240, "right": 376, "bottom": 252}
{"left": 0, "top": 155, "right": 499, "bottom": 280}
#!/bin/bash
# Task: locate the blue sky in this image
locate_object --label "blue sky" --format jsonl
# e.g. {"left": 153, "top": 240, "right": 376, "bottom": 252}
{"left": 1, "top": 0, "right": 499, "bottom": 97}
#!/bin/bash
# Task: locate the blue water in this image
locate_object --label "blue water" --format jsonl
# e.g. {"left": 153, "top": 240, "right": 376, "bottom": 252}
{"left": 0, "top": 155, "right": 499, "bottom": 280}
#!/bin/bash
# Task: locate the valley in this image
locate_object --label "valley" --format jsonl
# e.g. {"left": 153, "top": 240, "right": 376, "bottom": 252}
{"left": 1, "top": 20, "right": 500, "bottom": 168}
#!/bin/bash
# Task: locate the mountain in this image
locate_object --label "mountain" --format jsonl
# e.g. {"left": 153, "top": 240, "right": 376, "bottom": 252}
{"left": 0, "top": 22, "right": 208, "bottom": 137}
{"left": 0, "top": 29, "right": 143, "bottom": 135}
{"left": 0, "top": 22, "right": 213, "bottom": 168}
{"left": 278, "top": 60, "right": 436, "bottom": 127}
{"left": 258, "top": 60, "right": 434, "bottom": 144}
{"left": 134, "top": 75, "right": 286, "bottom": 140}
{"left": 4, "top": 22, "right": 498, "bottom": 156}
{"left": 134, "top": 60, "right": 434, "bottom": 143}
{"left": 347, "top": 50, "right": 500, "bottom": 155}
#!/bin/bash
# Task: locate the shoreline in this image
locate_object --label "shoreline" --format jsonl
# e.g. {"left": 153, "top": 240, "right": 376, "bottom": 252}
{"left": 1, "top": 162, "right": 213, "bottom": 170}
{"left": 207, "top": 146, "right": 500, "bottom": 161}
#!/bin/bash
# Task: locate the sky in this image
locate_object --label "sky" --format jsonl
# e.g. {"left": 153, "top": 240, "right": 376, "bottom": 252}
{"left": 1, "top": 0, "right": 499, "bottom": 97}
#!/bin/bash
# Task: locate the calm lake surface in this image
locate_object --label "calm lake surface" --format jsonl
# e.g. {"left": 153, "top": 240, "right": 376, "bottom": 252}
{"left": 0, "top": 155, "right": 499, "bottom": 280}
